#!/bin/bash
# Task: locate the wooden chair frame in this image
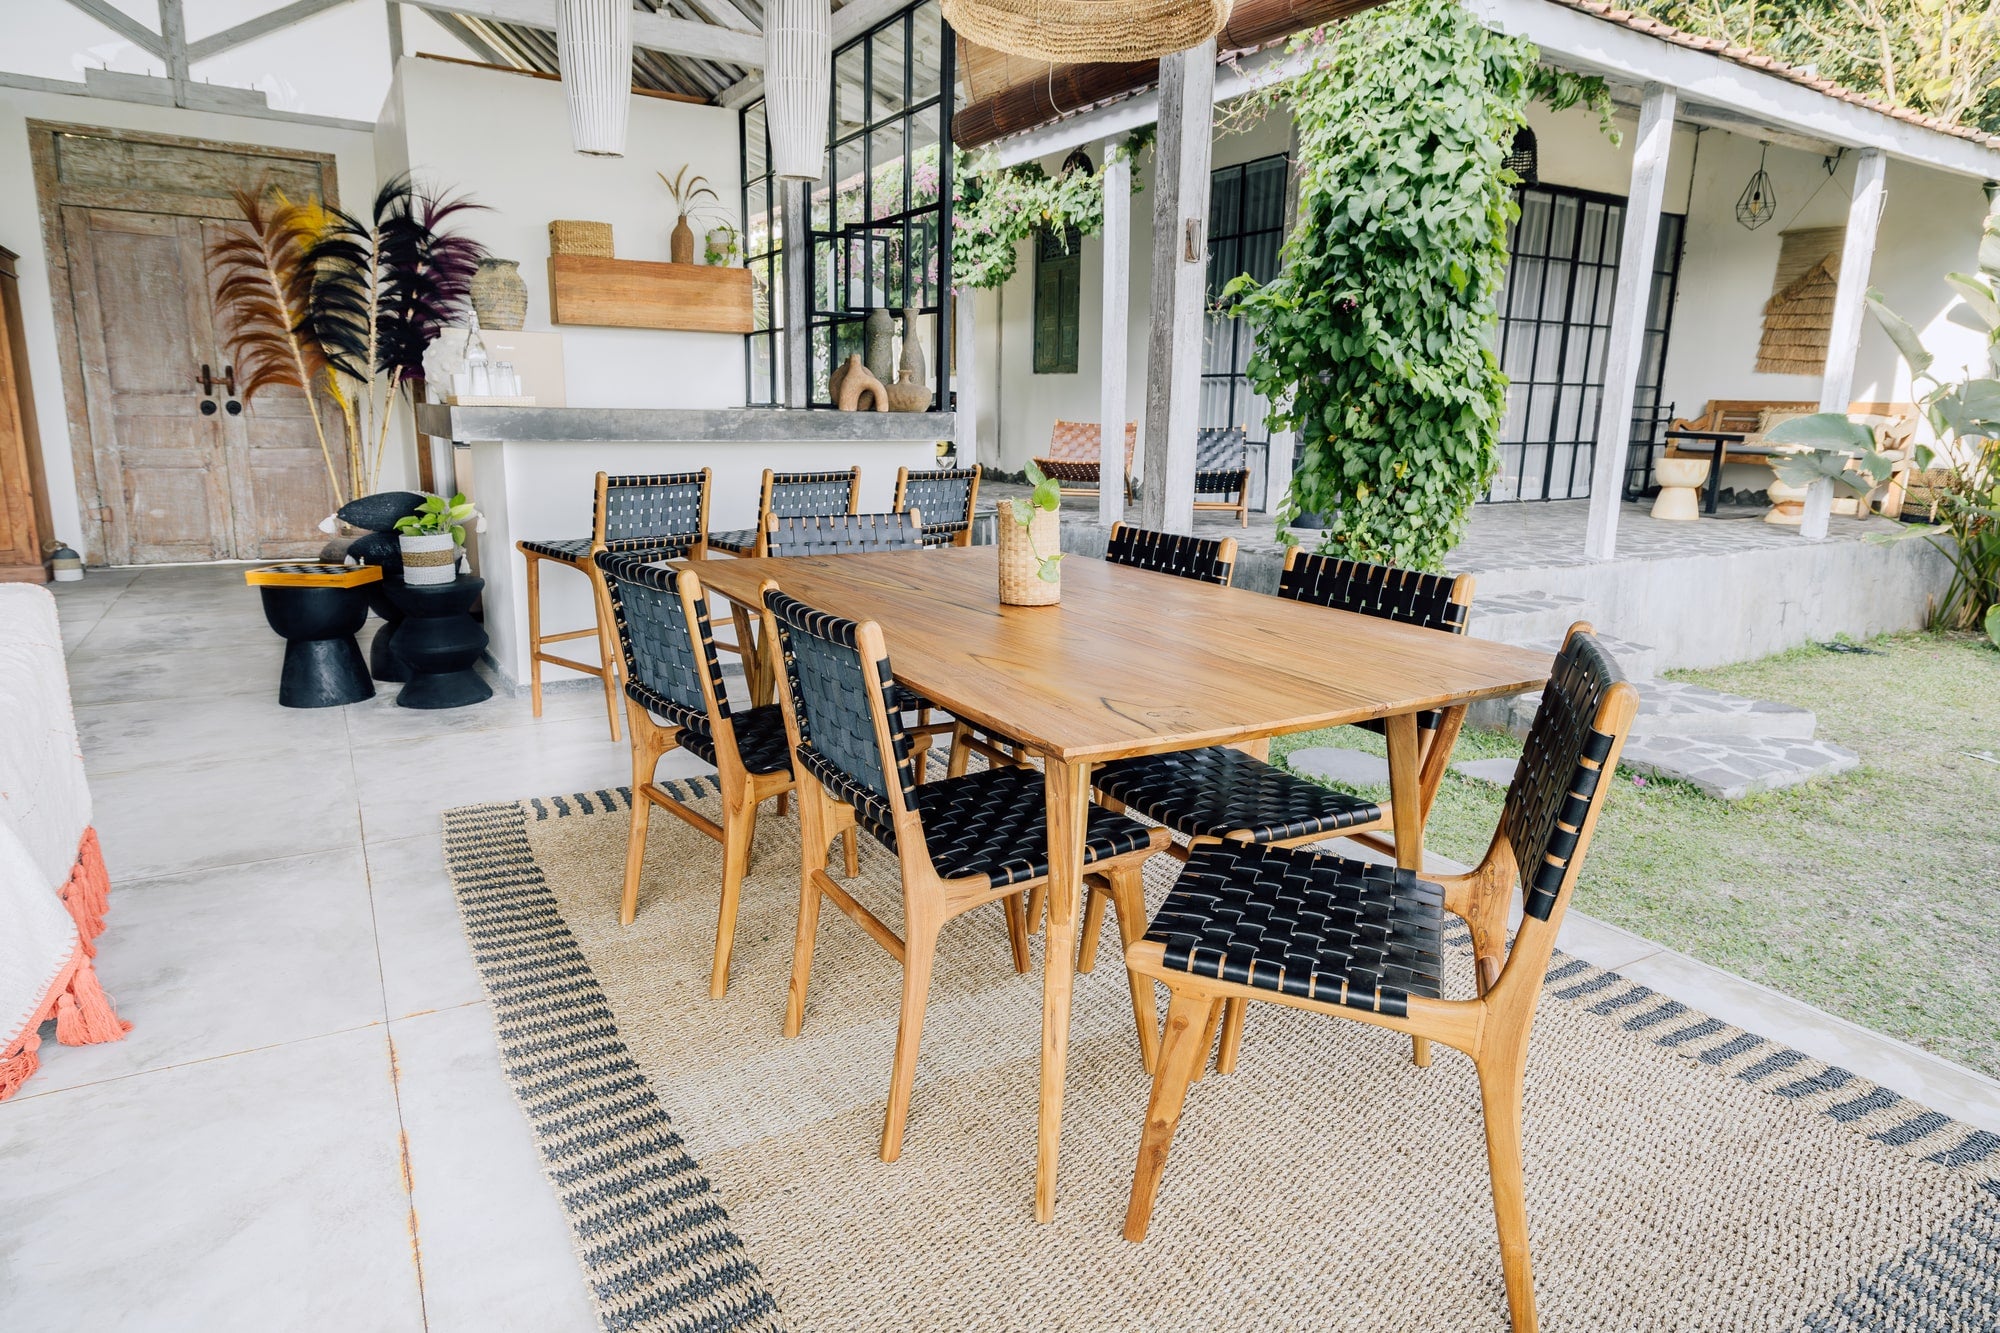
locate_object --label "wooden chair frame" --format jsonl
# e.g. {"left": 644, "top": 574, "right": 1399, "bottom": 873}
{"left": 893, "top": 465, "right": 984, "bottom": 547}
{"left": 519, "top": 469, "right": 712, "bottom": 742}
{"left": 711, "top": 466, "right": 864, "bottom": 670}
{"left": 1192, "top": 426, "right": 1252, "bottom": 527}
{"left": 601, "top": 559, "right": 857, "bottom": 996}
{"left": 1120, "top": 625, "right": 1638, "bottom": 1333}
{"left": 759, "top": 582, "right": 1172, "bottom": 1162}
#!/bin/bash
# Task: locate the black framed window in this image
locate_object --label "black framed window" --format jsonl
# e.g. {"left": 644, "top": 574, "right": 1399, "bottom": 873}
{"left": 1490, "top": 184, "right": 1684, "bottom": 501}
{"left": 808, "top": 0, "right": 953, "bottom": 405}
{"left": 1202, "top": 153, "right": 1289, "bottom": 500}
{"left": 1033, "top": 225, "right": 1082, "bottom": 373}
{"left": 741, "top": 99, "right": 783, "bottom": 406}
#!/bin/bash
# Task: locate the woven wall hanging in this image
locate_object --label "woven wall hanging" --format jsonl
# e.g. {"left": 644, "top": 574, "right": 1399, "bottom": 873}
{"left": 940, "top": 0, "right": 1232, "bottom": 65}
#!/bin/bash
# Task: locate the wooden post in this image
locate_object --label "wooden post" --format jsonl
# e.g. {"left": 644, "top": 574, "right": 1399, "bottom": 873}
{"left": 1099, "top": 136, "right": 1131, "bottom": 529}
{"left": 1806, "top": 147, "right": 1887, "bottom": 541}
{"left": 780, "top": 178, "right": 811, "bottom": 408}
{"left": 954, "top": 292, "right": 978, "bottom": 464}
{"left": 1140, "top": 40, "right": 1215, "bottom": 535}
{"left": 1583, "top": 82, "right": 1676, "bottom": 563}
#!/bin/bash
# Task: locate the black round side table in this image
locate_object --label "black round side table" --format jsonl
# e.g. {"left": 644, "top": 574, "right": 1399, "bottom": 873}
{"left": 386, "top": 576, "right": 493, "bottom": 709}
{"left": 360, "top": 581, "right": 410, "bottom": 683}
{"left": 244, "top": 563, "right": 381, "bottom": 708}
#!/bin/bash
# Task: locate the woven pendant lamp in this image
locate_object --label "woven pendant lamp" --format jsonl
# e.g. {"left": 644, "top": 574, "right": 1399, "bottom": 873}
{"left": 557, "top": 0, "right": 633, "bottom": 157}
{"left": 765, "top": 0, "right": 832, "bottom": 180}
{"left": 941, "top": 0, "right": 1231, "bottom": 65}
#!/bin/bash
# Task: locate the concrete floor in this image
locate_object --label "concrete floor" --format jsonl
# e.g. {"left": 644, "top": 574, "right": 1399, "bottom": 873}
{"left": 4, "top": 562, "right": 1994, "bottom": 1330}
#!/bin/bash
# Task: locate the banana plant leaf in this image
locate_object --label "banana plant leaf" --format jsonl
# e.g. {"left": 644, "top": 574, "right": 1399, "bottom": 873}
{"left": 1765, "top": 412, "right": 1876, "bottom": 451}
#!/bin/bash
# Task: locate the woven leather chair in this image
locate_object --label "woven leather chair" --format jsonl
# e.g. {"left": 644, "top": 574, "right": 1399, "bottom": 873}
{"left": 1033, "top": 420, "right": 1137, "bottom": 499}
{"left": 595, "top": 553, "right": 859, "bottom": 995}
{"left": 759, "top": 585, "right": 1171, "bottom": 1161}
{"left": 1193, "top": 427, "right": 1252, "bottom": 526}
{"left": 707, "top": 467, "right": 861, "bottom": 559}
{"left": 517, "top": 470, "right": 711, "bottom": 742}
{"left": 1120, "top": 626, "right": 1636, "bottom": 1333}
{"left": 1103, "top": 522, "right": 1238, "bottom": 587}
{"left": 893, "top": 465, "right": 983, "bottom": 546}
{"left": 766, "top": 510, "right": 927, "bottom": 557}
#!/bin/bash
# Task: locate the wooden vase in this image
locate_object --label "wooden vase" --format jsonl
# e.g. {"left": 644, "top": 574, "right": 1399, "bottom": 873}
{"left": 996, "top": 499, "right": 1060, "bottom": 606}
{"left": 670, "top": 216, "right": 695, "bottom": 265}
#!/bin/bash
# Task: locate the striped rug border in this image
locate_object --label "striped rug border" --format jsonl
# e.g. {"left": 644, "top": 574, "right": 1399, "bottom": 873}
{"left": 442, "top": 781, "right": 785, "bottom": 1333}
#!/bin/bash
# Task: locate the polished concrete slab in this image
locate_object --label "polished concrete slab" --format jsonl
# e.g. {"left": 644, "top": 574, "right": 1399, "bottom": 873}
{"left": 4, "top": 561, "right": 1994, "bottom": 1331}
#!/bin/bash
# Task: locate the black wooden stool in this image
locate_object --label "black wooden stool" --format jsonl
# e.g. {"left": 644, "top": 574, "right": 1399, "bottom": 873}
{"left": 386, "top": 575, "right": 493, "bottom": 709}
{"left": 244, "top": 563, "right": 382, "bottom": 708}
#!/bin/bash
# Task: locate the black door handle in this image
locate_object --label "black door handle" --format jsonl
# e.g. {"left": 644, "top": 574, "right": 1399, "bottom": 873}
{"left": 198, "top": 363, "right": 216, "bottom": 394}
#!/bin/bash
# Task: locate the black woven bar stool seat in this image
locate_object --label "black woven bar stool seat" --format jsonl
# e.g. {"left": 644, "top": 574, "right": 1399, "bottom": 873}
{"left": 517, "top": 536, "right": 594, "bottom": 563}
{"left": 1094, "top": 746, "right": 1383, "bottom": 843}
{"left": 909, "top": 765, "right": 1158, "bottom": 888}
{"left": 706, "top": 528, "right": 759, "bottom": 556}
{"left": 1146, "top": 840, "right": 1446, "bottom": 1018}
{"left": 673, "top": 702, "right": 792, "bottom": 776}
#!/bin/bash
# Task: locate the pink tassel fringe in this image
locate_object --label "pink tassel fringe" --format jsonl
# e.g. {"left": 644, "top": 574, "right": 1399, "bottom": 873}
{"left": 0, "top": 828, "right": 130, "bottom": 1102}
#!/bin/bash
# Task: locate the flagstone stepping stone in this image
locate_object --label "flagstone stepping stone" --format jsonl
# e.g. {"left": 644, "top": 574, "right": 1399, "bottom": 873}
{"left": 1452, "top": 757, "right": 1519, "bottom": 786}
{"left": 1285, "top": 746, "right": 1388, "bottom": 789}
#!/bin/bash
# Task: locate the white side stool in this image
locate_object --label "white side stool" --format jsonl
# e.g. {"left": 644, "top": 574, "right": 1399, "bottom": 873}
{"left": 1650, "top": 457, "right": 1711, "bottom": 521}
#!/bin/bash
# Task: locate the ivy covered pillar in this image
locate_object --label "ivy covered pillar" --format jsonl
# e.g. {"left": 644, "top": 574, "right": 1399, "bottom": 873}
{"left": 1141, "top": 39, "right": 1216, "bottom": 535}
{"left": 1098, "top": 135, "right": 1132, "bottom": 528}
{"left": 1585, "top": 81, "right": 1676, "bottom": 563}
{"left": 1806, "top": 147, "right": 1888, "bottom": 540}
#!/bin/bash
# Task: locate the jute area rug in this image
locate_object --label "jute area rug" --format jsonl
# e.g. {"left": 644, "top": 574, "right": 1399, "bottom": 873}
{"left": 442, "top": 780, "right": 2000, "bottom": 1333}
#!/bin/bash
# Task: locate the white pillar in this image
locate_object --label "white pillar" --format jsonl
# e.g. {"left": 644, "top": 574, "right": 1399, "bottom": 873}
{"left": 954, "top": 292, "right": 977, "bottom": 464}
{"left": 1806, "top": 147, "right": 1888, "bottom": 540}
{"left": 1097, "top": 138, "right": 1131, "bottom": 528}
{"left": 1584, "top": 82, "right": 1677, "bottom": 563}
{"left": 780, "top": 178, "right": 811, "bottom": 407}
{"left": 1140, "top": 40, "right": 1215, "bottom": 535}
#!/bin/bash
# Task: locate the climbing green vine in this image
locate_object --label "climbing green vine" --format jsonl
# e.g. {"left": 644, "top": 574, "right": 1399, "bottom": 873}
{"left": 1225, "top": 0, "right": 1535, "bottom": 570}
{"left": 952, "top": 128, "right": 1152, "bottom": 290}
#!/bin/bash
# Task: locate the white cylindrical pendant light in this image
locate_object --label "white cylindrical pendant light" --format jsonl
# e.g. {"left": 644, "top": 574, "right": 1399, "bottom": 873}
{"left": 765, "top": 0, "right": 831, "bottom": 180}
{"left": 557, "top": 0, "right": 632, "bottom": 157}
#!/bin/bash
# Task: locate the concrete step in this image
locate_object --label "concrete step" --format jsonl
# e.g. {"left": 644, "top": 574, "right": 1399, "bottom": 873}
{"left": 1501, "top": 679, "right": 1816, "bottom": 741}
{"left": 1466, "top": 589, "right": 1591, "bottom": 646}
{"left": 1619, "top": 734, "right": 1860, "bottom": 800}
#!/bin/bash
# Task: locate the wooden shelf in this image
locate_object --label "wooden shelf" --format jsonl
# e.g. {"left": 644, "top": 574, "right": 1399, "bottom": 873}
{"left": 547, "top": 254, "right": 753, "bottom": 334}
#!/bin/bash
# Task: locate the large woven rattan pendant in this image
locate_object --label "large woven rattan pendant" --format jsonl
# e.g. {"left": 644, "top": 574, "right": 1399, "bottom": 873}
{"left": 942, "top": 0, "right": 1232, "bottom": 65}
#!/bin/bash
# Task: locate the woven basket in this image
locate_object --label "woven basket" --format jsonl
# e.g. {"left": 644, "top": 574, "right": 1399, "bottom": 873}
{"left": 942, "top": 0, "right": 1231, "bottom": 64}
{"left": 548, "top": 220, "right": 614, "bottom": 258}
{"left": 996, "top": 499, "right": 1060, "bottom": 606}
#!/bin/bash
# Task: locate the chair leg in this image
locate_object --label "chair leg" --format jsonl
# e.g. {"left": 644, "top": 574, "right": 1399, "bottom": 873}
{"left": 946, "top": 722, "right": 972, "bottom": 778}
{"left": 1003, "top": 891, "right": 1030, "bottom": 974}
{"left": 1025, "top": 883, "right": 1045, "bottom": 936}
{"left": 709, "top": 786, "right": 756, "bottom": 999}
{"left": 525, "top": 554, "right": 544, "bottom": 718}
{"left": 1188, "top": 997, "right": 1225, "bottom": 1085}
{"left": 1075, "top": 884, "right": 1110, "bottom": 972}
{"left": 1476, "top": 1045, "right": 1538, "bottom": 1333}
{"left": 618, "top": 700, "right": 664, "bottom": 926}
{"left": 842, "top": 827, "right": 860, "bottom": 878}
{"left": 784, "top": 789, "right": 831, "bottom": 1039}
{"left": 1102, "top": 865, "right": 1160, "bottom": 1073}
{"left": 880, "top": 917, "right": 938, "bottom": 1163}
{"left": 588, "top": 564, "right": 621, "bottom": 743}
{"left": 1413, "top": 1036, "right": 1433, "bottom": 1067}
{"left": 1122, "top": 987, "right": 1215, "bottom": 1242}
{"left": 1215, "top": 998, "right": 1247, "bottom": 1075}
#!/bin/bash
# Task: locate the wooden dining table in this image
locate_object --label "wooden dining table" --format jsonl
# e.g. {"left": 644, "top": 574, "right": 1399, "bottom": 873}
{"left": 686, "top": 545, "right": 1553, "bottom": 1222}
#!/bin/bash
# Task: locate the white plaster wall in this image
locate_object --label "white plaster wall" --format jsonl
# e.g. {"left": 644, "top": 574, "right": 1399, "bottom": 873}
{"left": 0, "top": 85, "right": 384, "bottom": 559}
{"left": 1522, "top": 100, "right": 1697, "bottom": 204}
{"left": 380, "top": 58, "right": 748, "bottom": 413}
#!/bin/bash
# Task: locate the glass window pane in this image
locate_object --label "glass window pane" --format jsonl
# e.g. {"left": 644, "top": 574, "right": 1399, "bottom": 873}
{"left": 870, "top": 123, "right": 905, "bottom": 219}
{"left": 835, "top": 44, "right": 866, "bottom": 139}
{"left": 872, "top": 17, "right": 907, "bottom": 118}
{"left": 910, "top": 104, "right": 940, "bottom": 209}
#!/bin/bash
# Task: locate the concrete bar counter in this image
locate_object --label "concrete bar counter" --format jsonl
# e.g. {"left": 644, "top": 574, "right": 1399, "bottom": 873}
{"left": 415, "top": 404, "right": 953, "bottom": 688}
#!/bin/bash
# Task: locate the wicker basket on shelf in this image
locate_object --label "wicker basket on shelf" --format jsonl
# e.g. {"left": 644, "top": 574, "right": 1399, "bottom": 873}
{"left": 996, "top": 499, "right": 1060, "bottom": 606}
{"left": 942, "top": 0, "right": 1231, "bottom": 64}
{"left": 548, "top": 220, "right": 614, "bottom": 258}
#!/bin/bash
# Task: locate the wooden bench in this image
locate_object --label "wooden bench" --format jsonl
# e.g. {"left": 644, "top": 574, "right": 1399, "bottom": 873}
{"left": 1667, "top": 399, "right": 1919, "bottom": 519}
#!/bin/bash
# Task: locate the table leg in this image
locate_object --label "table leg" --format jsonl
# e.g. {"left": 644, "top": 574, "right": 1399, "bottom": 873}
{"left": 731, "top": 604, "right": 771, "bottom": 707}
{"left": 1037, "top": 756, "right": 1090, "bottom": 1223}
{"left": 1705, "top": 439, "right": 1726, "bottom": 515}
{"left": 1384, "top": 711, "right": 1432, "bottom": 1067}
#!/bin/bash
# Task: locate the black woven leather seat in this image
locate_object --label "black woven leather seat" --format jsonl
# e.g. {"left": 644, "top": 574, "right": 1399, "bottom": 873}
{"left": 674, "top": 702, "right": 792, "bottom": 776}
{"left": 706, "top": 528, "right": 759, "bottom": 556}
{"left": 708, "top": 467, "right": 861, "bottom": 558}
{"left": 909, "top": 765, "right": 1159, "bottom": 887}
{"left": 517, "top": 536, "right": 594, "bottom": 563}
{"left": 894, "top": 466, "right": 982, "bottom": 547}
{"left": 1104, "top": 523, "right": 1236, "bottom": 587}
{"left": 1146, "top": 841, "right": 1445, "bottom": 1018}
{"left": 1094, "top": 746, "right": 1382, "bottom": 843}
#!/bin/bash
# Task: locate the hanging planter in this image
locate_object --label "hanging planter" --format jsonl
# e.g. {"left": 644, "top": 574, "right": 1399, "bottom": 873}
{"left": 765, "top": 0, "right": 832, "bottom": 180}
{"left": 941, "top": 0, "right": 1231, "bottom": 65}
{"left": 557, "top": 0, "right": 633, "bottom": 157}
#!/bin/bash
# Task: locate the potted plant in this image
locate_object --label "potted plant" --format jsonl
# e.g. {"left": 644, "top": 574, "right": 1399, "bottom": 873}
{"left": 704, "top": 221, "right": 741, "bottom": 267}
{"left": 393, "top": 493, "right": 482, "bottom": 585}
{"left": 658, "top": 166, "right": 718, "bottom": 265}
{"left": 997, "top": 460, "right": 1063, "bottom": 606}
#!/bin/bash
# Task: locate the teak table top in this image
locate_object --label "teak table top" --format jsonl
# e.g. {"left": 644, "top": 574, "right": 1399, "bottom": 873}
{"left": 688, "top": 547, "right": 1552, "bottom": 760}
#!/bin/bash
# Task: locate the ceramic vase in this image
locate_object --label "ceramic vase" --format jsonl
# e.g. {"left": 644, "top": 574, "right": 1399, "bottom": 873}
{"left": 399, "top": 532, "right": 459, "bottom": 585}
{"left": 469, "top": 259, "right": 528, "bottom": 331}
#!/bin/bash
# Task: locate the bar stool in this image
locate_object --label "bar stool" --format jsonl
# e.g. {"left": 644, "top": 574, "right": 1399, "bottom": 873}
{"left": 706, "top": 467, "right": 861, "bottom": 559}
{"left": 516, "top": 469, "right": 711, "bottom": 741}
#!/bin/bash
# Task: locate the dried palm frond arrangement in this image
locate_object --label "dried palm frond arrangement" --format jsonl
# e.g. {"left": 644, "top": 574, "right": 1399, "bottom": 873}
{"left": 206, "top": 173, "right": 486, "bottom": 507}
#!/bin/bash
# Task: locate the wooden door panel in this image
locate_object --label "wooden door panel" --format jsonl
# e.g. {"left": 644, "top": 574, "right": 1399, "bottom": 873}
{"left": 50, "top": 131, "right": 325, "bottom": 207}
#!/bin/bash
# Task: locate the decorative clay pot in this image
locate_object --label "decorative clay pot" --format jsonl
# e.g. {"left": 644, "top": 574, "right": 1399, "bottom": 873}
{"left": 671, "top": 216, "right": 695, "bottom": 265}
{"left": 469, "top": 259, "right": 527, "bottom": 331}
{"left": 398, "top": 531, "right": 460, "bottom": 585}
{"left": 1764, "top": 477, "right": 1809, "bottom": 525}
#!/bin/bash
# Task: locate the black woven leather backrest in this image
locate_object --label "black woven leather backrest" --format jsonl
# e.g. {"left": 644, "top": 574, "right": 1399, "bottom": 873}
{"left": 595, "top": 552, "right": 725, "bottom": 730}
{"left": 1195, "top": 426, "right": 1247, "bottom": 470}
{"left": 598, "top": 472, "right": 708, "bottom": 553}
{"left": 769, "top": 468, "right": 859, "bottom": 519}
{"left": 898, "top": 468, "right": 978, "bottom": 534}
{"left": 769, "top": 511, "right": 924, "bottom": 557}
{"left": 763, "top": 588, "right": 915, "bottom": 839}
{"left": 1502, "top": 632, "right": 1624, "bottom": 920}
{"left": 1105, "top": 524, "right": 1234, "bottom": 587}
{"left": 1279, "top": 553, "right": 1469, "bottom": 633}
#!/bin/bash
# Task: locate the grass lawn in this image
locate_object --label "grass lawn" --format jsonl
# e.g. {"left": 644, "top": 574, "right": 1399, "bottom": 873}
{"left": 1269, "top": 631, "right": 2000, "bottom": 1080}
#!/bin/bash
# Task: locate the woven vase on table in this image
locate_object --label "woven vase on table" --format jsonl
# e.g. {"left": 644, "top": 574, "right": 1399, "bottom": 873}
{"left": 941, "top": 0, "right": 1231, "bottom": 64}
{"left": 996, "top": 499, "right": 1060, "bottom": 606}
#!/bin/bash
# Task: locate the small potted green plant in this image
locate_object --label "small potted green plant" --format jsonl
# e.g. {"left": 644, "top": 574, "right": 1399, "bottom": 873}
{"left": 997, "top": 460, "right": 1062, "bottom": 605}
{"left": 393, "top": 492, "right": 481, "bottom": 585}
{"left": 704, "top": 221, "right": 741, "bottom": 267}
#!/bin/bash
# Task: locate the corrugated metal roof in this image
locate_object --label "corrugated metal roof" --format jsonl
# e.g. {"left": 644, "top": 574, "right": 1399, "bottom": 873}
{"left": 442, "top": 0, "right": 761, "bottom": 100}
